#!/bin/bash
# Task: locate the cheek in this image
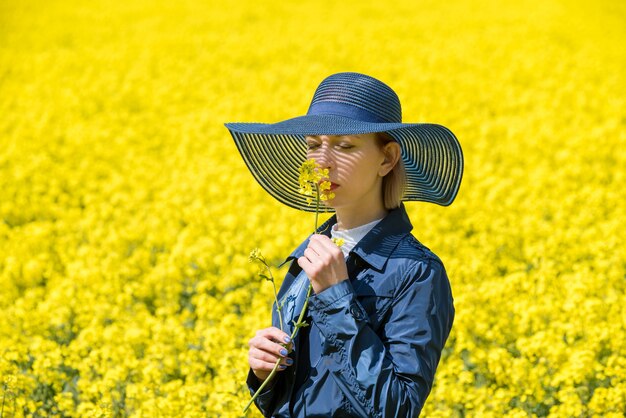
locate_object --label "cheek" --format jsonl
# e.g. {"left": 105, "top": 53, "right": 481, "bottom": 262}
{"left": 335, "top": 151, "right": 364, "bottom": 168}
{"left": 334, "top": 157, "right": 357, "bottom": 179}
{"left": 332, "top": 150, "right": 382, "bottom": 181}
{"left": 336, "top": 160, "right": 377, "bottom": 184}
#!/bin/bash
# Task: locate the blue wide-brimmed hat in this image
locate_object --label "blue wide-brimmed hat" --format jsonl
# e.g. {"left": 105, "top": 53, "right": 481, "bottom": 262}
{"left": 225, "top": 72, "right": 463, "bottom": 212}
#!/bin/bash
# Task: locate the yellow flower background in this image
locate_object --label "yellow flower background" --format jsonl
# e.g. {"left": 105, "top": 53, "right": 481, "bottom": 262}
{"left": 1, "top": 0, "right": 625, "bottom": 416}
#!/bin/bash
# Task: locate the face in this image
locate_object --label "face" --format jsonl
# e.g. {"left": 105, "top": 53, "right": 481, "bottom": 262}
{"left": 305, "top": 133, "right": 394, "bottom": 211}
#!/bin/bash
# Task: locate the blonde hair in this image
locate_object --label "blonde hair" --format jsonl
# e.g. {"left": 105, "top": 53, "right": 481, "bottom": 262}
{"left": 377, "top": 132, "right": 406, "bottom": 209}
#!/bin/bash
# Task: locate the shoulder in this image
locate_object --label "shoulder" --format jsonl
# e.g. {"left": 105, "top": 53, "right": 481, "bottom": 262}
{"left": 382, "top": 234, "right": 449, "bottom": 295}
{"left": 391, "top": 233, "right": 445, "bottom": 274}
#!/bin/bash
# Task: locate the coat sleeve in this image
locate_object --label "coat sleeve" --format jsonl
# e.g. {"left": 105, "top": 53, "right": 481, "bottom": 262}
{"left": 307, "top": 259, "right": 454, "bottom": 417}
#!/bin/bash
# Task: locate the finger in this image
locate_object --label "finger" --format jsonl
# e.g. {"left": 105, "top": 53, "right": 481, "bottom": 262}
{"left": 249, "top": 348, "right": 294, "bottom": 372}
{"left": 249, "top": 357, "right": 289, "bottom": 372}
{"left": 304, "top": 243, "right": 340, "bottom": 267}
{"left": 252, "top": 335, "right": 291, "bottom": 358}
{"left": 298, "top": 255, "right": 317, "bottom": 280}
{"left": 297, "top": 255, "right": 314, "bottom": 274}
{"left": 309, "top": 234, "right": 329, "bottom": 242}
{"left": 297, "top": 255, "right": 310, "bottom": 268}
{"left": 250, "top": 347, "right": 294, "bottom": 365}
{"left": 309, "top": 235, "right": 342, "bottom": 257}
{"left": 309, "top": 234, "right": 335, "bottom": 247}
{"left": 255, "top": 327, "right": 292, "bottom": 345}
{"left": 303, "top": 247, "right": 322, "bottom": 265}
{"left": 307, "top": 238, "right": 333, "bottom": 258}
{"left": 269, "top": 327, "right": 293, "bottom": 345}
{"left": 249, "top": 337, "right": 293, "bottom": 360}
{"left": 249, "top": 347, "right": 280, "bottom": 365}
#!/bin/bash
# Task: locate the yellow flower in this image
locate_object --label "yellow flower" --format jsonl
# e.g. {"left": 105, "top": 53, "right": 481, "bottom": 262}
{"left": 248, "top": 248, "right": 265, "bottom": 264}
{"left": 298, "top": 159, "right": 334, "bottom": 204}
{"left": 319, "top": 191, "right": 335, "bottom": 201}
{"left": 331, "top": 237, "right": 345, "bottom": 247}
{"left": 297, "top": 159, "right": 319, "bottom": 193}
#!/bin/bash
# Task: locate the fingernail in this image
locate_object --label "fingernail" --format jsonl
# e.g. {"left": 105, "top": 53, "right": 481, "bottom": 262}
{"left": 280, "top": 348, "right": 288, "bottom": 356}
{"left": 279, "top": 365, "right": 287, "bottom": 370}
{"left": 283, "top": 336, "right": 291, "bottom": 343}
{"left": 286, "top": 358, "right": 293, "bottom": 365}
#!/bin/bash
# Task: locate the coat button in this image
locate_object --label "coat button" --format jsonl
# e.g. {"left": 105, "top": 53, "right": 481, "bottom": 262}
{"left": 350, "top": 305, "right": 363, "bottom": 320}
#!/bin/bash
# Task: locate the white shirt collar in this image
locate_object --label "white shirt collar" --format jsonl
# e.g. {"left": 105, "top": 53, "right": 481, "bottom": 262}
{"left": 331, "top": 218, "right": 383, "bottom": 258}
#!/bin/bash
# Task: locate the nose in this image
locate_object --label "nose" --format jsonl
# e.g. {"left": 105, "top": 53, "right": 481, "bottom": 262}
{"left": 310, "top": 141, "right": 333, "bottom": 170}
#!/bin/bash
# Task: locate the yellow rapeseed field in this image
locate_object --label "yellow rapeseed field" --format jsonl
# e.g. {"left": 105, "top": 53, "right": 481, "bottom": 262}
{"left": 1, "top": 0, "right": 625, "bottom": 416}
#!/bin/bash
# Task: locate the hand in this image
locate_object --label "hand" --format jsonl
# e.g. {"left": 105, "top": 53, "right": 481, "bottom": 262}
{"left": 297, "top": 234, "right": 348, "bottom": 294}
{"left": 248, "top": 327, "right": 294, "bottom": 382}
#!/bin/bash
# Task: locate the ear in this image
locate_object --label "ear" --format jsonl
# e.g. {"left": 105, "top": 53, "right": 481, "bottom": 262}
{"left": 379, "top": 141, "right": 401, "bottom": 177}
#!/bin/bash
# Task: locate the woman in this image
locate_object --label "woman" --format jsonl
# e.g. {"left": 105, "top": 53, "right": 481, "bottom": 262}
{"left": 225, "top": 72, "right": 463, "bottom": 417}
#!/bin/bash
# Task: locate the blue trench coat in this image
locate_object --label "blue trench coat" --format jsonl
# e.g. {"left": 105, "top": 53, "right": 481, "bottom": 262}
{"left": 247, "top": 204, "right": 455, "bottom": 417}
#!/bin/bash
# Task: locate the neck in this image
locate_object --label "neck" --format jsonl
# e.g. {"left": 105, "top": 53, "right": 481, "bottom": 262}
{"left": 335, "top": 204, "right": 388, "bottom": 230}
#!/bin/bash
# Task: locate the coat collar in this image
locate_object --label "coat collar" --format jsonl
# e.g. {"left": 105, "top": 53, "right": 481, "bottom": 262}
{"left": 281, "top": 203, "right": 413, "bottom": 271}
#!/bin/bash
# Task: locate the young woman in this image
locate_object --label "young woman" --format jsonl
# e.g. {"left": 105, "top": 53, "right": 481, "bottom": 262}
{"left": 225, "top": 72, "right": 463, "bottom": 417}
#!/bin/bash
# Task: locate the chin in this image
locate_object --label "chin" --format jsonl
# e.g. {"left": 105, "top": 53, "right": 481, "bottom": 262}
{"left": 320, "top": 199, "right": 339, "bottom": 210}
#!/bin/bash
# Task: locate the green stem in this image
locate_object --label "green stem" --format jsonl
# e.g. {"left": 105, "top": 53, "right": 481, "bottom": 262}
{"left": 292, "top": 283, "right": 313, "bottom": 337}
{"left": 243, "top": 356, "right": 283, "bottom": 413}
{"left": 245, "top": 178, "right": 322, "bottom": 414}
{"left": 244, "top": 283, "right": 313, "bottom": 414}
{"left": 264, "top": 263, "right": 283, "bottom": 332}
{"left": 314, "top": 184, "right": 320, "bottom": 232}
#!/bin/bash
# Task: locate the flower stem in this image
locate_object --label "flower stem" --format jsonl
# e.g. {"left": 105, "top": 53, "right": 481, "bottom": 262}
{"left": 314, "top": 184, "right": 320, "bottom": 232}
{"left": 264, "top": 262, "right": 283, "bottom": 332}
{"left": 272, "top": 279, "right": 283, "bottom": 332}
{"left": 243, "top": 283, "right": 313, "bottom": 414}
{"left": 245, "top": 161, "right": 324, "bottom": 414}
{"left": 292, "top": 283, "right": 313, "bottom": 335}
{"left": 243, "top": 358, "right": 283, "bottom": 413}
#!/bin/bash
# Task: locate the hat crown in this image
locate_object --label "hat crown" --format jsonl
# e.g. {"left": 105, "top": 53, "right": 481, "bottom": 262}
{"left": 307, "top": 72, "right": 402, "bottom": 124}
